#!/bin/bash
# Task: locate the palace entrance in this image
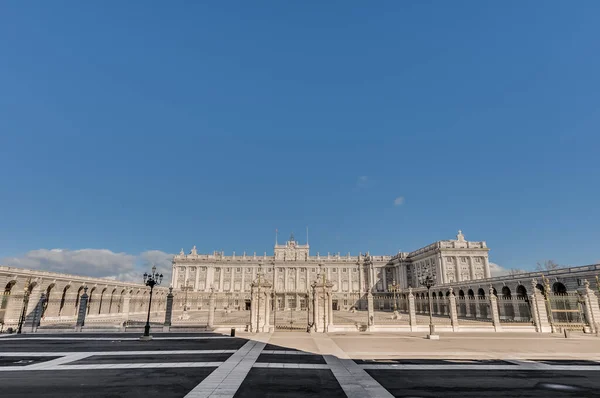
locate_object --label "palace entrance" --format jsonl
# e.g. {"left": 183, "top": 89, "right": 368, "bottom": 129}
{"left": 271, "top": 293, "right": 310, "bottom": 331}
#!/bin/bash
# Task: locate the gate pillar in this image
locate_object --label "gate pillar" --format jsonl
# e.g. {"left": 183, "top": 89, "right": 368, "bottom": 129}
{"left": 250, "top": 277, "right": 272, "bottom": 333}
{"left": 311, "top": 279, "right": 333, "bottom": 332}
{"left": 580, "top": 280, "right": 600, "bottom": 334}
{"left": 530, "top": 279, "right": 552, "bottom": 333}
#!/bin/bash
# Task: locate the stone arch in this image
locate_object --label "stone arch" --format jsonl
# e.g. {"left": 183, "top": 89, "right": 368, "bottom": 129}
{"left": 74, "top": 286, "right": 85, "bottom": 309}
{"left": 536, "top": 283, "right": 546, "bottom": 298}
{"left": 467, "top": 289, "right": 474, "bottom": 298}
{"left": 458, "top": 290, "right": 465, "bottom": 297}
{"left": 552, "top": 282, "right": 567, "bottom": 295}
{"left": 58, "top": 285, "right": 70, "bottom": 316}
{"left": 502, "top": 286, "right": 512, "bottom": 298}
{"left": 477, "top": 288, "right": 485, "bottom": 297}
{"left": 97, "top": 287, "right": 107, "bottom": 314}
{"left": 87, "top": 287, "right": 97, "bottom": 315}
{"left": 445, "top": 291, "right": 450, "bottom": 297}
{"left": 41, "top": 283, "right": 56, "bottom": 318}
{"left": 108, "top": 288, "right": 117, "bottom": 313}
{"left": 1, "top": 281, "right": 17, "bottom": 319}
{"left": 516, "top": 285, "right": 527, "bottom": 297}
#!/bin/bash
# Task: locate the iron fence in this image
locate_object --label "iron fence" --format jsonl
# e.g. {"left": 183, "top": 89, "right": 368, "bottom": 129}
{"left": 497, "top": 296, "right": 532, "bottom": 323}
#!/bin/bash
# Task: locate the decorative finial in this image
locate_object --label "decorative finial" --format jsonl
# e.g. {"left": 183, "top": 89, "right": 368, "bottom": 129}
{"left": 457, "top": 230, "right": 465, "bottom": 242}
{"left": 190, "top": 245, "right": 197, "bottom": 255}
{"left": 290, "top": 232, "right": 295, "bottom": 242}
{"left": 180, "top": 248, "right": 184, "bottom": 255}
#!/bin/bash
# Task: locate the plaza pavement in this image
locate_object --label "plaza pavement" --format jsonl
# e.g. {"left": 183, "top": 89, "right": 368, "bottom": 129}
{"left": 1, "top": 331, "right": 600, "bottom": 397}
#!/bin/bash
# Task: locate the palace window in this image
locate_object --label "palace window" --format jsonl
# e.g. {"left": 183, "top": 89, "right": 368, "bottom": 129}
{"left": 353, "top": 268, "right": 358, "bottom": 272}
{"left": 333, "top": 268, "right": 337, "bottom": 273}
{"left": 343, "top": 268, "right": 347, "bottom": 273}
{"left": 236, "top": 268, "right": 241, "bottom": 273}
{"left": 311, "top": 268, "right": 316, "bottom": 273}
{"left": 226, "top": 268, "right": 231, "bottom": 273}
{"left": 200, "top": 266, "right": 207, "bottom": 271}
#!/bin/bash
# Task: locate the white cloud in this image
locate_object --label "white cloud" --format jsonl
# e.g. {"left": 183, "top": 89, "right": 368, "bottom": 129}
{"left": 489, "top": 262, "right": 510, "bottom": 277}
{"left": 393, "top": 196, "right": 405, "bottom": 206}
{"left": 356, "top": 176, "right": 368, "bottom": 188}
{"left": 1, "top": 249, "right": 174, "bottom": 286}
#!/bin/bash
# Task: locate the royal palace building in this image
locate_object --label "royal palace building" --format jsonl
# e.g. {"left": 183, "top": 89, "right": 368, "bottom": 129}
{"left": 171, "top": 230, "right": 492, "bottom": 310}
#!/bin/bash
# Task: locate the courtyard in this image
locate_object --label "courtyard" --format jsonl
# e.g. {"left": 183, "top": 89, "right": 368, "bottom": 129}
{"left": 1, "top": 331, "right": 600, "bottom": 397}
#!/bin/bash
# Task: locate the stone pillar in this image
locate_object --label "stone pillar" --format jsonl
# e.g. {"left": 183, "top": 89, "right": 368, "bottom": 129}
{"left": 312, "top": 287, "right": 319, "bottom": 332}
{"left": 358, "top": 262, "right": 363, "bottom": 293}
{"left": 530, "top": 279, "right": 551, "bottom": 333}
{"left": 408, "top": 288, "right": 417, "bottom": 332}
{"left": 367, "top": 291, "right": 374, "bottom": 330}
{"left": 75, "top": 287, "right": 89, "bottom": 331}
{"left": 489, "top": 286, "right": 502, "bottom": 332}
{"left": 208, "top": 290, "right": 215, "bottom": 329}
{"left": 121, "top": 291, "right": 131, "bottom": 322}
{"left": 448, "top": 288, "right": 459, "bottom": 332}
{"left": 483, "top": 257, "right": 492, "bottom": 279}
{"left": 250, "top": 278, "right": 272, "bottom": 333}
{"left": 312, "top": 280, "right": 333, "bottom": 332}
{"left": 163, "top": 287, "right": 174, "bottom": 331}
{"left": 580, "top": 280, "right": 600, "bottom": 334}
{"left": 328, "top": 292, "right": 334, "bottom": 328}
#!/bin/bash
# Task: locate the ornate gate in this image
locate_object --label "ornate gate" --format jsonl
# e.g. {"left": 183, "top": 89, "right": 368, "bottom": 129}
{"left": 271, "top": 294, "right": 310, "bottom": 331}
{"left": 548, "top": 292, "right": 588, "bottom": 331}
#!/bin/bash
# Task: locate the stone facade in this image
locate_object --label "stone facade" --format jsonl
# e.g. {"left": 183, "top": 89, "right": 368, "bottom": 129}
{"left": 172, "top": 231, "right": 491, "bottom": 310}
{"left": 0, "top": 266, "right": 169, "bottom": 330}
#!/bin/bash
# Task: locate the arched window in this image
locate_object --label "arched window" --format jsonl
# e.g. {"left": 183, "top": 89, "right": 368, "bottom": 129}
{"left": 516, "top": 285, "right": 527, "bottom": 297}
{"left": 501, "top": 286, "right": 512, "bottom": 298}
{"left": 467, "top": 289, "right": 474, "bottom": 298}
{"left": 477, "top": 288, "right": 485, "bottom": 297}
{"left": 552, "top": 282, "right": 567, "bottom": 295}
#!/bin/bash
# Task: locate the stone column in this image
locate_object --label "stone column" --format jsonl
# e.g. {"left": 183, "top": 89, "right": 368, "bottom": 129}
{"left": 530, "top": 279, "right": 551, "bottom": 333}
{"left": 328, "top": 292, "right": 334, "bottom": 328}
{"left": 312, "top": 287, "right": 319, "bottom": 332}
{"left": 250, "top": 279, "right": 272, "bottom": 333}
{"left": 121, "top": 291, "right": 131, "bottom": 322}
{"left": 489, "top": 286, "right": 502, "bottom": 332}
{"left": 456, "top": 257, "right": 462, "bottom": 282}
{"left": 483, "top": 257, "right": 491, "bottom": 279}
{"left": 162, "top": 287, "right": 174, "bottom": 331}
{"left": 208, "top": 289, "right": 215, "bottom": 329}
{"left": 580, "top": 280, "right": 600, "bottom": 334}
{"left": 218, "top": 268, "right": 224, "bottom": 291}
{"left": 75, "top": 287, "right": 89, "bottom": 331}
{"left": 367, "top": 291, "right": 374, "bottom": 330}
{"left": 408, "top": 288, "right": 417, "bottom": 332}
{"left": 448, "top": 288, "right": 459, "bottom": 332}
{"left": 358, "top": 262, "right": 363, "bottom": 293}
{"left": 469, "top": 257, "right": 476, "bottom": 280}
{"left": 312, "top": 280, "right": 333, "bottom": 332}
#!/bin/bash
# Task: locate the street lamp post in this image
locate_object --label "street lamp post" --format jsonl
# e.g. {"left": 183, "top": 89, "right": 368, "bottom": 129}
{"left": 141, "top": 266, "right": 163, "bottom": 341}
{"left": 421, "top": 275, "right": 438, "bottom": 339}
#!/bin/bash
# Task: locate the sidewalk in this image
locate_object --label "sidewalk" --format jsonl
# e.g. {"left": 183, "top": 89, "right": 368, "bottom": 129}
{"left": 240, "top": 331, "right": 600, "bottom": 360}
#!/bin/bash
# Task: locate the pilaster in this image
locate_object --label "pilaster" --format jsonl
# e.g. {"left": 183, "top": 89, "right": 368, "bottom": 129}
{"left": 530, "top": 279, "right": 551, "bottom": 333}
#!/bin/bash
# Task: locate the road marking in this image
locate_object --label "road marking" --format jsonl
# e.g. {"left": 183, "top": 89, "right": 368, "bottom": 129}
{"left": 313, "top": 335, "right": 393, "bottom": 398}
{"left": 260, "top": 350, "right": 315, "bottom": 355}
{"left": 253, "top": 362, "right": 329, "bottom": 369}
{"left": 0, "top": 362, "right": 224, "bottom": 372}
{"left": 184, "top": 334, "right": 271, "bottom": 398}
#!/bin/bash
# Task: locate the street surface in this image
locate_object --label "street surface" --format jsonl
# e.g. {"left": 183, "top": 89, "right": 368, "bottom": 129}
{"left": 1, "top": 331, "right": 600, "bottom": 397}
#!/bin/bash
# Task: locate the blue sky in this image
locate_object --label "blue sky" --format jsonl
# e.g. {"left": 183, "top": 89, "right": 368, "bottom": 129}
{"left": 1, "top": 1, "right": 599, "bottom": 280}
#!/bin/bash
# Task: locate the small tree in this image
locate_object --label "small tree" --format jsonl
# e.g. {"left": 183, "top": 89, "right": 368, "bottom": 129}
{"left": 535, "top": 260, "right": 562, "bottom": 271}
